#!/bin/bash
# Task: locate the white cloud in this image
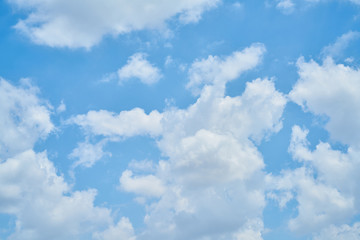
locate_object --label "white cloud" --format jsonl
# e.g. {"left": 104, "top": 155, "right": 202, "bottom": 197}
{"left": 119, "top": 170, "right": 166, "bottom": 198}
{"left": 68, "top": 108, "right": 163, "bottom": 138}
{"left": 269, "top": 167, "right": 354, "bottom": 234}
{"left": 314, "top": 223, "right": 360, "bottom": 240}
{"left": 187, "top": 43, "right": 266, "bottom": 95}
{"left": 0, "top": 78, "right": 54, "bottom": 158}
{"left": 71, "top": 44, "right": 287, "bottom": 239}
{"left": 69, "top": 140, "right": 110, "bottom": 168}
{"left": 93, "top": 217, "right": 136, "bottom": 240}
{"left": 322, "top": 31, "right": 360, "bottom": 58}
{"left": 276, "top": 0, "right": 295, "bottom": 14}
{"left": 9, "top": 0, "right": 220, "bottom": 48}
{"left": 0, "top": 77, "right": 132, "bottom": 239}
{"left": 289, "top": 57, "right": 360, "bottom": 146}
{"left": 234, "top": 218, "right": 264, "bottom": 240}
{"left": 0, "top": 150, "right": 112, "bottom": 240}
{"left": 118, "top": 53, "right": 162, "bottom": 85}
{"left": 139, "top": 69, "right": 285, "bottom": 239}
{"left": 269, "top": 125, "right": 360, "bottom": 236}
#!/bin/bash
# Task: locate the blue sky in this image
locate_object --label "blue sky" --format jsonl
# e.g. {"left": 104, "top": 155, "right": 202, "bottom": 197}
{"left": 1, "top": 0, "right": 360, "bottom": 239}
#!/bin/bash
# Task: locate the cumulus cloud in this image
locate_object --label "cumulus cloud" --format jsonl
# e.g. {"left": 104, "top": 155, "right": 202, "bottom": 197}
{"left": 118, "top": 53, "right": 162, "bottom": 85}
{"left": 68, "top": 108, "right": 163, "bottom": 138}
{"left": 72, "top": 44, "right": 287, "bottom": 239}
{"left": 0, "top": 150, "right": 112, "bottom": 240}
{"left": 0, "top": 77, "right": 128, "bottom": 239}
{"left": 187, "top": 43, "right": 266, "bottom": 95}
{"left": 9, "top": 0, "right": 220, "bottom": 48}
{"left": 138, "top": 76, "right": 285, "bottom": 239}
{"left": 289, "top": 57, "right": 360, "bottom": 146}
{"left": 0, "top": 78, "right": 53, "bottom": 158}
{"left": 269, "top": 125, "right": 360, "bottom": 236}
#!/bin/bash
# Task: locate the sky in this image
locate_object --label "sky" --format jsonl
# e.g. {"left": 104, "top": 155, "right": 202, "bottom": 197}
{"left": 0, "top": 0, "right": 360, "bottom": 239}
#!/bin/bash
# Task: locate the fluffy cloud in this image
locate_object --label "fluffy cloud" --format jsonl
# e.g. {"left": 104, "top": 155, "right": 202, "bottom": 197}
{"left": 119, "top": 170, "right": 166, "bottom": 198}
{"left": 187, "top": 43, "right": 266, "bottom": 95}
{"left": 73, "top": 45, "right": 286, "bottom": 239}
{"left": 0, "top": 150, "right": 112, "bottom": 240}
{"left": 289, "top": 57, "right": 360, "bottom": 146}
{"left": 9, "top": 0, "right": 220, "bottom": 48}
{"left": 0, "top": 78, "right": 128, "bottom": 239}
{"left": 68, "top": 108, "right": 163, "bottom": 138}
{"left": 269, "top": 125, "right": 360, "bottom": 236}
{"left": 127, "top": 50, "right": 285, "bottom": 239}
{"left": 118, "top": 53, "right": 162, "bottom": 85}
{"left": 0, "top": 78, "right": 53, "bottom": 158}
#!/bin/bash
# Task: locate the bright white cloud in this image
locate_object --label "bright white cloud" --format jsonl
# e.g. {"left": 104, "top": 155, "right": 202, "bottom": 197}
{"left": 9, "top": 0, "right": 220, "bottom": 48}
{"left": 138, "top": 54, "right": 285, "bottom": 239}
{"left": 0, "top": 78, "right": 53, "bottom": 158}
{"left": 119, "top": 170, "right": 166, "bottom": 198}
{"left": 0, "top": 77, "right": 130, "bottom": 240}
{"left": 70, "top": 44, "right": 287, "bottom": 239}
{"left": 0, "top": 150, "right": 112, "bottom": 240}
{"left": 118, "top": 53, "right": 162, "bottom": 85}
{"left": 68, "top": 108, "right": 163, "bottom": 138}
{"left": 187, "top": 43, "right": 266, "bottom": 95}
{"left": 289, "top": 57, "right": 360, "bottom": 146}
{"left": 322, "top": 31, "right": 360, "bottom": 58}
{"left": 269, "top": 125, "right": 360, "bottom": 236}
{"left": 269, "top": 167, "right": 354, "bottom": 234}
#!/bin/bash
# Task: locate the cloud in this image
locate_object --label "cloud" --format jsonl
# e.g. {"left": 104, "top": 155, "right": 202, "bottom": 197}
{"left": 9, "top": 0, "right": 220, "bottom": 48}
{"left": 71, "top": 44, "right": 287, "bottom": 239}
{"left": 118, "top": 53, "right": 162, "bottom": 85}
{"left": 0, "top": 77, "right": 129, "bottom": 239}
{"left": 0, "top": 150, "right": 112, "bottom": 240}
{"left": 187, "top": 43, "right": 266, "bottom": 95}
{"left": 56, "top": 100, "right": 66, "bottom": 113}
{"left": 289, "top": 57, "right": 360, "bottom": 146}
{"left": 314, "top": 223, "right": 360, "bottom": 240}
{"left": 68, "top": 108, "right": 163, "bottom": 139}
{"left": 322, "top": 31, "right": 360, "bottom": 59}
{"left": 69, "top": 140, "right": 110, "bottom": 168}
{"left": 93, "top": 217, "right": 136, "bottom": 240}
{"left": 119, "top": 170, "right": 166, "bottom": 198}
{"left": 269, "top": 125, "right": 360, "bottom": 236}
{"left": 0, "top": 78, "right": 54, "bottom": 158}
